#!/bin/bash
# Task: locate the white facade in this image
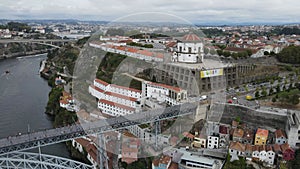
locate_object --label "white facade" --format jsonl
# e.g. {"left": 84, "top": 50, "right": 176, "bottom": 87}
{"left": 207, "top": 135, "right": 219, "bottom": 149}
{"left": 142, "top": 81, "right": 187, "bottom": 106}
{"left": 266, "top": 150, "right": 275, "bottom": 166}
{"left": 259, "top": 149, "right": 267, "bottom": 162}
{"left": 173, "top": 42, "right": 204, "bottom": 63}
{"left": 127, "top": 125, "right": 170, "bottom": 145}
{"left": 89, "top": 79, "right": 141, "bottom": 117}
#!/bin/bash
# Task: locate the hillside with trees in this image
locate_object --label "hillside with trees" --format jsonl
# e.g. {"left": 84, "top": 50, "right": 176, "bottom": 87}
{"left": 277, "top": 45, "right": 300, "bottom": 64}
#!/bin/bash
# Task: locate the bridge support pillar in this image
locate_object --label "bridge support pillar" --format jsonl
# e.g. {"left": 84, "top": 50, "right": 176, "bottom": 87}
{"left": 154, "top": 121, "right": 161, "bottom": 148}
{"left": 97, "top": 133, "right": 108, "bottom": 169}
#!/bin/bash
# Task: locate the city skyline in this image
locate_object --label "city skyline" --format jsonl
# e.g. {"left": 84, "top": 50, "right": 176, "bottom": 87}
{"left": 1, "top": 0, "right": 300, "bottom": 25}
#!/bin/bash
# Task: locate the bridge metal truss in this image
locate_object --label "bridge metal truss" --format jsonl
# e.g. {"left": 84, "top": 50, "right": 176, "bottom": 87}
{"left": 0, "top": 151, "right": 93, "bottom": 169}
{"left": 0, "top": 103, "right": 197, "bottom": 155}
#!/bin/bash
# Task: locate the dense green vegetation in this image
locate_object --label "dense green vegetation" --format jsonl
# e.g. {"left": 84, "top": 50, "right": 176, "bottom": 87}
{"left": 288, "top": 149, "right": 300, "bottom": 169}
{"left": 0, "top": 22, "right": 31, "bottom": 32}
{"left": 277, "top": 45, "right": 300, "bottom": 64}
{"left": 127, "top": 42, "right": 153, "bottom": 48}
{"left": 202, "top": 28, "right": 225, "bottom": 37}
{"left": 216, "top": 49, "right": 252, "bottom": 59}
{"left": 66, "top": 141, "right": 92, "bottom": 165}
{"left": 96, "top": 52, "right": 127, "bottom": 83}
{"left": 48, "top": 45, "right": 79, "bottom": 75}
{"left": 96, "top": 52, "right": 143, "bottom": 90}
{"left": 45, "top": 87, "right": 77, "bottom": 127}
{"left": 129, "top": 33, "right": 169, "bottom": 39}
{"left": 277, "top": 89, "right": 300, "bottom": 105}
{"left": 106, "top": 28, "right": 125, "bottom": 36}
{"left": 272, "top": 27, "right": 300, "bottom": 35}
{"left": 120, "top": 157, "right": 153, "bottom": 169}
{"left": 223, "top": 155, "right": 254, "bottom": 169}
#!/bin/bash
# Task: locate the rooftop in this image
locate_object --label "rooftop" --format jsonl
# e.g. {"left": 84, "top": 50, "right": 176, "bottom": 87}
{"left": 167, "top": 58, "right": 231, "bottom": 70}
{"left": 256, "top": 128, "right": 269, "bottom": 137}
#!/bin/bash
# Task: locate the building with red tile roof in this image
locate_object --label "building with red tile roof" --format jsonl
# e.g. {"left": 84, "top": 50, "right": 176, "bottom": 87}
{"left": 254, "top": 128, "right": 269, "bottom": 145}
{"left": 280, "top": 143, "right": 295, "bottom": 161}
{"left": 275, "top": 129, "right": 287, "bottom": 145}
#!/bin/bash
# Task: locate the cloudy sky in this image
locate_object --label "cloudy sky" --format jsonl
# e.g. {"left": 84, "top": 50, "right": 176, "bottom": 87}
{"left": 0, "top": 0, "right": 299, "bottom": 24}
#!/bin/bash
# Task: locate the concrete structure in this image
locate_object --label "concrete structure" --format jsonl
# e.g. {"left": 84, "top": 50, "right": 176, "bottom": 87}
{"left": 286, "top": 112, "right": 300, "bottom": 148}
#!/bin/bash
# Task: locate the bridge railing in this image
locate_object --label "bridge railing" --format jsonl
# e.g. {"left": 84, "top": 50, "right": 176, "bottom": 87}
{"left": 0, "top": 102, "right": 198, "bottom": 155}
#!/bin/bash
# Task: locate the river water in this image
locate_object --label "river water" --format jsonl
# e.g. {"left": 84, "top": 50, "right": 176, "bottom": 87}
{"left": 0, "top": 54, "right": 70, "bottom": 158}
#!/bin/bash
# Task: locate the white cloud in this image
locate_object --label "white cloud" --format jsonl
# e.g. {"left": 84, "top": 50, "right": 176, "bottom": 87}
{"left": 0, "top": 0, "right": 299, "bottom": 24}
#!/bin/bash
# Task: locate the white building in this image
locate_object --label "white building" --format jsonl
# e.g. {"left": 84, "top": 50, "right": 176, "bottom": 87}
{"left": 266, "top": 145, "right": 275, "bottom": 166}
{"left": 142, "top": 81, "right": 187, "bottom": 106}
{"left": 229, "top": 142, "right": 245, "bottom": 157}
{"left": 172, "top": 33, "right": 204, "bottom": 63}
{"left": 72, "top": 138, "right": 98, "bottom": 168}
{"left": 89, "top": 78, "right": 142, "bottom": 117}
{"left": 207, "top": 135, "right": 219, "bottom": 149}
{"left": 127, "top": 125, "right": 170, "bottom": 145}
{"left": 259, "top": 145, "right": 267, "bottom": 162}
{"left": 89, "top": 78, "right": 187, "bottom": 117}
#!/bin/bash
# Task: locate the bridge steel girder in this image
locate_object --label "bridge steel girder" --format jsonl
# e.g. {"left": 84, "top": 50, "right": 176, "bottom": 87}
{"left": 0, "top": 103, "right": 198, "bottom": 155}
{"left": 0, "top": 152, "right": 93, "bottom": 169}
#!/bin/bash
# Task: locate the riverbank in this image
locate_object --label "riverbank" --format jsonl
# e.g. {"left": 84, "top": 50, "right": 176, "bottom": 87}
{"left": 0, "top": 49, "right": 50, "bottom": 61}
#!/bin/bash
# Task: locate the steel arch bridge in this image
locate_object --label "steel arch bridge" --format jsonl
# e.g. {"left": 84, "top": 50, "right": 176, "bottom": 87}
{"left": 0, "top": 152, "right": 94, "bottom": 169}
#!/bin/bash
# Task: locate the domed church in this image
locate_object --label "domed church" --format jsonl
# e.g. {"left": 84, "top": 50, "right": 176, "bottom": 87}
{"left": 172, "top": 33, "right": 204, "bottom": 63}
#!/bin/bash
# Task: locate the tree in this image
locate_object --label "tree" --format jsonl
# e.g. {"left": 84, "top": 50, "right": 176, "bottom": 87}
{"left": 246, "top": 49, "right": 252, "bottom": 56}
{"left": 204, "top": 47, "right": 209, "bottom": 54}
{"left": 272, "top": 97, "right": 276, "bottom": 102}
{"left": 269, "top": 87, "right": 274, "bottom": 95}
{"left": 261, "top": 90, "right": 267, "bottom": 97}
{"left": 290, "top": 94, "right": 300, "bottom": 105}
{"left": 264, "top": 51, "right": 270, "bottom": 55}
{"left": 255, "top": 91, "right": 260, "bottom": 98}
{"left": 217, "top": 50, "right": 223, "bottom": 56}
{"left": 276, "top": 85, "right": 281, "bottom": 93}
{"left": 223, "top": 51, "right": 231, "bottom": 57}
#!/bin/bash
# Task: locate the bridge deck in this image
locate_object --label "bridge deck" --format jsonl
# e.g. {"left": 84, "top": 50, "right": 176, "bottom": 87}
{"left": 0, "top": 103, "right": 197, "bottom": 154}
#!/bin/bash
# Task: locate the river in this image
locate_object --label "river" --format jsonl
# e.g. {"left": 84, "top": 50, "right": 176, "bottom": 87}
{"left": 0, "top": 54, "right": 70, "bottom": 158}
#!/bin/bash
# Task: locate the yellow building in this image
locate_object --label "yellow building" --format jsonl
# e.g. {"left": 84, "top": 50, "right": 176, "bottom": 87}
{"left": 254, "top": 128, "right": 269, "bottom": 145}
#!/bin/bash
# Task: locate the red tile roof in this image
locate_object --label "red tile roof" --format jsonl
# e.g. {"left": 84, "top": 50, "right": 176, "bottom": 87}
{"left": 182, "top": 33, "right": 201, "bottom": 41}
{"left": 183, "top": 132, "right": 195, "bottom": 139}
{"left": 280, "top": 143, "right": 294, "bottom": 153}
{"left": 99, "top": 99, "right": 135, "bottom": 111}
{"left": 233, "top": 128, "right": 244, "bottom": 138}
{"left": 273, "top": 144, "right": 282, "bottom": 152}
{"left": 90, "top": 85, "right": 104, "bottom": 93}
{"left": 229, "top": 142, "right": 245, "bottom": 152}
{"left": 256, "top": 128, "right": 269, "bottom": 137}
{"left": 219, "top": 125, "right": 228, "bottom": 134}
{"left": 105, "top": 91, "right": 138, "bottom": 101}
{"left": 95, "top": 78, "right": 109, "bottom": 86}
{"left": 110, "top": 84, "right": 141, "bottom": 93}
{"left": 148, "top": 81, "right": 182, "bottom": 92}
{"left": 275, "top": 129, "right": 287, "bottom": 139}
